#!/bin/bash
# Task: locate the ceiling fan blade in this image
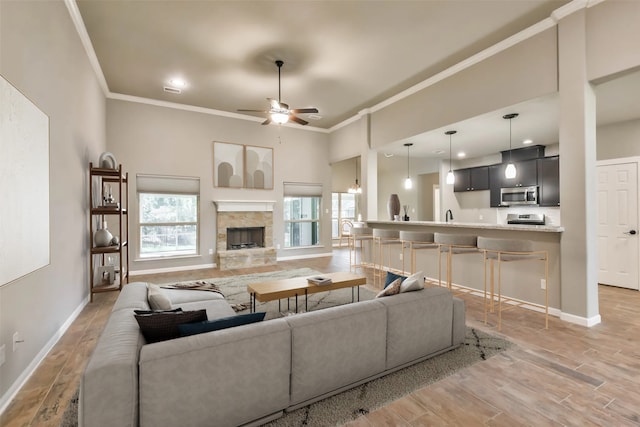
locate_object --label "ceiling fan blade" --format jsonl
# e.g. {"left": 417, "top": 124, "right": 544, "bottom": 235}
{"left": 238, "top": 109, "right": 270, "bottom": 113}
{"left": 261, "top": 117, "right": 272, "bottom": 125}
{"left": 291, "top": 108, "right": 318, "bottom": 114}
{"left": 289, "top": 114, "right": 309, "bottom": 126}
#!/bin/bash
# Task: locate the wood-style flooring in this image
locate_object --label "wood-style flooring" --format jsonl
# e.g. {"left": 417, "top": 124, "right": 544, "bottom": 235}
{"left": 2, "top": 248, "right": 639, "bottom": 426}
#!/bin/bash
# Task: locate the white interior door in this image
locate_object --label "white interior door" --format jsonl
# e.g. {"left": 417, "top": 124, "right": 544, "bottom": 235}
{"left": 597, "top": 161, "right": 639, "bottom": 289}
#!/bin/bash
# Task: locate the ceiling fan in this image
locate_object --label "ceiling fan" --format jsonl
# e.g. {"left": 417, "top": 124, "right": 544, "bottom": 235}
{"left": 238, "top": 60, "right": 319, "bottom": 126}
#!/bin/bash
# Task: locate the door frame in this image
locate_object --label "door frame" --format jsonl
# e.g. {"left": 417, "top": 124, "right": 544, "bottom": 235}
{"left": 596, "top": 156, "right": 640, "bottom": 290}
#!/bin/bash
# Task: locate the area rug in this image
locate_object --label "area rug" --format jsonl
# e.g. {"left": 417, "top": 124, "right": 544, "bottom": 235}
{"left": 164, "top": 267, "right": 377, "bottom": 320}
{"left": 60, "top": 328, "right": 511, "bottom": 427}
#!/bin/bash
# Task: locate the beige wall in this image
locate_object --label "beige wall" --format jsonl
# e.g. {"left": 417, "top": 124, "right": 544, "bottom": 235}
{"left": 418, "top": 173, "right": 439, "bottom": 221}
{"left": 597, "top": 118, "right": 640, "bottom": 160}
{"left": 0, "top": 1, "right": 106, "bottom": 404}
{"left": 106, "top": 99, "right": 332, "bottom": 272}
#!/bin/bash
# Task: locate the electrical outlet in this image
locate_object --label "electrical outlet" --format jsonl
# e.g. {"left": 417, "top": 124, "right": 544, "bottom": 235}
{"left": 479, "top": 214, "right": 484, "bottom": 220}
{"left": 277, "top": 244, "right": 281, "bottom": 250}
{"left": 0, "top": 344, "right": 5, "bottom": 366}
{"left": 208, "top": 248, "right": 213, "bottom": 255}
{"left": 540, "top": 279, "right": 546, "bottom": 290}
{"left": 399, "top": 253, "right": 403, "bottom": 260}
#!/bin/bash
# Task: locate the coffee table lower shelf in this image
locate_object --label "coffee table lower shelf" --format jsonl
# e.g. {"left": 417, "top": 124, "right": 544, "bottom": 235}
{"left": 247, "top": 271, "right": 367, "bottom": 313}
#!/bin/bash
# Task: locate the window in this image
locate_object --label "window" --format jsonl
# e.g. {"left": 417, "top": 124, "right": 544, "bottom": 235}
{"left": 137, "top": 175, "right": 199, "bottom": 259}
{"left": 331, "top": 193, "right": 356, "bottom": 239}
{"left": 283, "top": 182, "right": 322, "bottom": 248}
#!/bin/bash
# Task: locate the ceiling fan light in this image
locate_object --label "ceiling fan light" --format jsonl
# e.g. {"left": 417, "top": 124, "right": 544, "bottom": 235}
{"left": 505, "top": 163, "right": 517, "bottom": 179}
{"left": 271, "top": 112, "right": 289, "bottom": 124}
{"left": 446, "top": 170, "right": 455, "bottom": 185}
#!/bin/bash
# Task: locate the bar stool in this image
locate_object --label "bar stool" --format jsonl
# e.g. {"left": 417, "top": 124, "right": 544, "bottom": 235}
{"left": 477, "top": 237, "right": 549, "bottom": 331}
{"left": 372, "top": 229, "right": 402, "bottom": 288}
{"left": 434, "top": 233, "right": 479, "bottom": 289}
{"left": 399, "top": 231, "right": 438, "bottom": 276}
{"left": 349, "top": 227, "right": 373, "bottom": 272}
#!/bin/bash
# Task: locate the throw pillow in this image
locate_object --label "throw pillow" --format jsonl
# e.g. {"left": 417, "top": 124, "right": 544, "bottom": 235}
{"left": 178, "top": 312, "right": 266, "bottom": 337}
{"left": 400, "top": 271, "right": 425, "bottom": 293}
{"left": 135, "top": 309, "right": 207, "bottom": 343}
{"left": 384, "top": 271, "right": 406, "bottom": 288}
{"left": 147, "top": 283, "right": 172, "bottom": 310}
{"left": 134, "top": 308, "right": 183, "bottom": 315}
{"left": 375, "top": 278, "right": 402, "bottom": 298}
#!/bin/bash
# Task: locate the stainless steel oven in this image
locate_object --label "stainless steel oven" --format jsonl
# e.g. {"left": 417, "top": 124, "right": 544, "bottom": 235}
{"left": 500, "top": 186, "right": 538, "bottom": 206}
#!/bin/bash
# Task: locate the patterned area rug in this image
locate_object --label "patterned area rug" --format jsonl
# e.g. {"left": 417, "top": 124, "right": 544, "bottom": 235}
{"left": 60, "top": 268, "right": 512, "bottom": 426}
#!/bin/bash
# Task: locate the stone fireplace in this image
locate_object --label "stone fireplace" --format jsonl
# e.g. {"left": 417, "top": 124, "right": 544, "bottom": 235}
{"left": 214, "top": 200, "right": 277, "bottom": 270}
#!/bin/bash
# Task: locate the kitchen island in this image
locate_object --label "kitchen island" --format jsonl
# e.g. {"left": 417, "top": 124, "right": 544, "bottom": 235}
{"left": 365, "top": 220, "right": 562, "bottom": 326}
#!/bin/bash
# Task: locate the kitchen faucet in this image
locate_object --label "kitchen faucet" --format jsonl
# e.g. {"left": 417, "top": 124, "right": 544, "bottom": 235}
{"left": 445, "top": 209, "right": 454, "bottom": 223}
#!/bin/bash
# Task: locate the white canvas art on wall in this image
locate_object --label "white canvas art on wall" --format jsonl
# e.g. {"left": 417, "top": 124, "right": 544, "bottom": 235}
{"left": 0, "top": 74, "right": 50, "bottom": 286}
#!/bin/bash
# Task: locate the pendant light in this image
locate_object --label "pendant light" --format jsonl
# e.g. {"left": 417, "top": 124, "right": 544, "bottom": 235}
{"left": 503, "top": 113, "right": 519, "bottom": 179}
{"left": 445, "top": 130, "right": 456, "bottom": 184}
{"left": 404, "top": 143, "right": 413, "bottom": 189}
{"left": 347, "top": 157, "right": 362, "bottom": 194}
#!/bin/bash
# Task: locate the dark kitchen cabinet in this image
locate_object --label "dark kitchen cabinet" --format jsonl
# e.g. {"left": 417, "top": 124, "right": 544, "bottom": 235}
{"left": 537, "top": 155, "right": 560, "bottom": 206}
{"left": 453, "top": 166, "right": 489, "bottom": 192}
{"left": 489, "top": 164, "right": 504, "bottom": 207}
{"left": 502, "top": 158, "right": 538, "bottom": 188}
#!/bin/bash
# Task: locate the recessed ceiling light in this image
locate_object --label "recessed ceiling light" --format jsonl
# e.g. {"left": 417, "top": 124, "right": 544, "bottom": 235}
{"left": 432, "top": 149, "right": 445, "bottom": 155}
{"left": 457, "top": 152, "right": 466, "bottom": 158}
{"left": 522, "top": 139, "right": 533, "bottom": 145}
{"left": 169, "top": 78, "right": 187, "bottom": 88}
{"left": 384, "top": 153, "right": 394, "bottom": 158}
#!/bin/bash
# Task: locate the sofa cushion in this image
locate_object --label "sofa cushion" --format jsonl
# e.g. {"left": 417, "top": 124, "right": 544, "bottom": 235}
{"left": 400, "top": 271, "right": 425, "bottom": 293}
{"left": 134, "top": 309, "right": 207, "bottom": 343}
{"left": 147, "top": 284, "right": 172, "bottom": 310}
{"left": 178, "top": 312, "right": 266, "bottom": 337}
{"left": 376, "top": 277, "right": 402, "bottom": 298}
{"left": 285, "top": 299, "right": 387, "bottom": 407}
{"left": 112, "top": 282, "right": 151, "bottom": 312}
{"left": 377, "top": 288, "right": 455, "bottom": 369}
{"left": 163, "top": 288, "right": 226, "bottom": 305}
{"left": 139, "top": 318, "right": 291, "bottom": 427}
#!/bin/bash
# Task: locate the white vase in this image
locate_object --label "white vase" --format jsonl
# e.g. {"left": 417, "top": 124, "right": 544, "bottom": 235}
{"left": 95, "top": 221, "right": 113, "bottom": 247}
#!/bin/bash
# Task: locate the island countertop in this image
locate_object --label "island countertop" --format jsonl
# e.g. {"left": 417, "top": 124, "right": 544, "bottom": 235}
{"left": 364, "top": 220, "right": 564, "bottom": 233}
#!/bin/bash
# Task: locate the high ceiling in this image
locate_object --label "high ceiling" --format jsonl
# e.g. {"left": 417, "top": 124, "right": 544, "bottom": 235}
{"left": 75, "top": 0, "right": 640, "bottom": 159}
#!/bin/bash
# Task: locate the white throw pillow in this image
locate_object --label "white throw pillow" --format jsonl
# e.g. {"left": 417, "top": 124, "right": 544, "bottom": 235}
{"left": 400, "top": 271, "right": 425, "bottom": 293}
{"left": 147, "top": 283, "right": 172, "bottom": 310}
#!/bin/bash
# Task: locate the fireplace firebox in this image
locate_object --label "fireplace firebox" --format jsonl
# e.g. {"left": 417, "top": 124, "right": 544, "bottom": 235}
{"left": 226, "top": 227, "right": 265, "bottom": 250}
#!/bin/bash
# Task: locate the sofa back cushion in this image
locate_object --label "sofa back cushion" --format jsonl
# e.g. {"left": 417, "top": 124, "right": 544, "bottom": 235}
{"left": 376, "top": 287, "right": 454, "bottom": 369}
{"left": 285, "top": 299, "right": 387, "bottom": 407}
{"left": 139, "top": 318, "right": 291, "bottom": 427}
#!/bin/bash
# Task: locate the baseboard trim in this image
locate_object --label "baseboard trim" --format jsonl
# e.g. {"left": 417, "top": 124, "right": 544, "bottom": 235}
{"left": 276, "top": 252, "right": 333, "bottom": 261}
{"left": 130, "top": 263, "right": 216, "bottom": 277}
{"left": 560, "top": 312, "right": 602, "bottom": 327}
{"left": 0, "top": 295, "right": 89, "bottom": 416}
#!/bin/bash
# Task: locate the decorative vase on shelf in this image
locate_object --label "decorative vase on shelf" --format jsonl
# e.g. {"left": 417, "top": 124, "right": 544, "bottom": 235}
{"left": 95, "top": 221, "right": 113, "bottom": 247}
{"left": 387, "top": 194, "right": 400, "bottom": 220}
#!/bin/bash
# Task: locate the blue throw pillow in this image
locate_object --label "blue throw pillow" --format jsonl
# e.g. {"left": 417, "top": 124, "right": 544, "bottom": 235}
{"left": 384, "top": 272, "right": 406, "bottom": 288}
{"left": 178, "top": 312, "right": 266, "bottom": 337}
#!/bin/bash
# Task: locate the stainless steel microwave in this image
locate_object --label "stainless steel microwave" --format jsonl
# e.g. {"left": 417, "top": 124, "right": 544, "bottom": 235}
{"left": 500, "top": 186, "right": 538, "bottom": 206}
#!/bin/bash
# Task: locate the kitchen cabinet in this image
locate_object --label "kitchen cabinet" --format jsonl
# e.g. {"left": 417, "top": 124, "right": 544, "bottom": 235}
{"left": 501, "top": 158, "right": 537, "bottom": 188}
{"left": 537, "top": 155, "right": 560, "bottom": 206}
{"left": 489, "top": 164, "right": 504, "bottom": 207}
{"left": 453, "top": 166, "right": 489, "bottom": 192}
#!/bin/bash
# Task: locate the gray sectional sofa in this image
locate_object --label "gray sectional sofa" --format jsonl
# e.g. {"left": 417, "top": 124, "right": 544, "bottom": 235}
{"left": 80, "top": 280, "right": 465, "bottom": 427}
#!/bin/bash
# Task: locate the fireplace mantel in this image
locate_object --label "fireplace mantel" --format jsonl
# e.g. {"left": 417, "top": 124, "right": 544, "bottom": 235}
{"left": 213, "top": 200, "right": 276, "bottom": 212}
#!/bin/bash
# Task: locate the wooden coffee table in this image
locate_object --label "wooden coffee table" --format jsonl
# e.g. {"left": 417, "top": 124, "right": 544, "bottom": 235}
{"left": 247, "top": 271, "right": 367, "bottom": 313}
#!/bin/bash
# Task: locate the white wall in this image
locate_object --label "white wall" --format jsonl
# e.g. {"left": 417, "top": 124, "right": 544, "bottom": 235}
{"left": 597, "top": 118, "right": 640, "bottom": 160}
{"left": 106, "top": 99, "right": 332, "bottom": 271}
{"left": 0, "top": 1, "right": 106, "bottom": 407}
